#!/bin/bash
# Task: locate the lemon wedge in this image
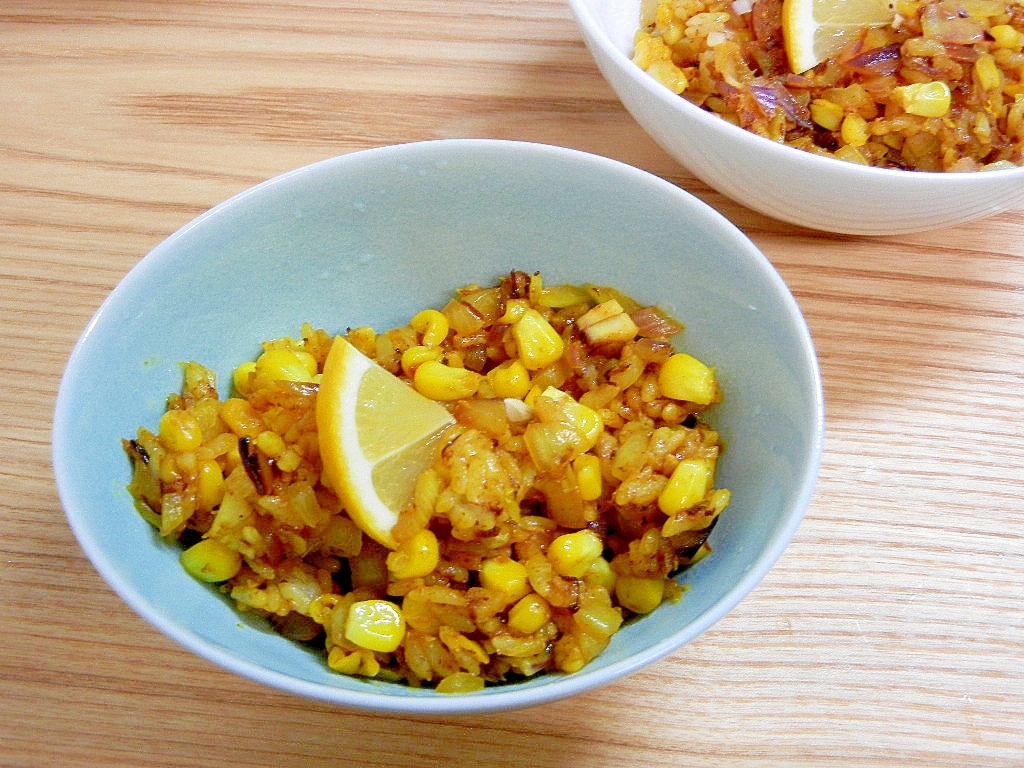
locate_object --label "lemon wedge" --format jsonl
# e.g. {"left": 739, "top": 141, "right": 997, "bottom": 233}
{"left": 782, "top": 0, "right": 895, "bottom": 73}
{"left": 316, "top": 336, "right": 455, "bottom": 549}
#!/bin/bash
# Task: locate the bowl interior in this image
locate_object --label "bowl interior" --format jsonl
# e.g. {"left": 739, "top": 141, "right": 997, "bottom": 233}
{"left": 53, "top": 139, "right": 823, "bottom": 714}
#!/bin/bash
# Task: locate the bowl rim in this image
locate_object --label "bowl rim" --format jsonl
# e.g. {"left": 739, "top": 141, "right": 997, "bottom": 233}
{"left": 567, "top": 0, "right": 1024, "bottom": 185}
{"left": 53, "top": 138, "right": 825, "bottom": 715}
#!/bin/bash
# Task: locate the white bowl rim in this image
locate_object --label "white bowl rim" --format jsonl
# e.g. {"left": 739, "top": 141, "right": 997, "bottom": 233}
{"left": 53, "top": 138, "right": 825, "bottom": 715}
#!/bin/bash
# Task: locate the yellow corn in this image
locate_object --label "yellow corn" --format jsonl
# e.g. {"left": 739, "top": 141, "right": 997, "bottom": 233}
{"left": 573, "top": 454, "right": 603, "bottom": 501}
{"left": 344, "top": 599, "right": 406, "bottom": 652}
{"left": 413, "top": 360, "right": 481, "bottom": 401}
{"left": 583, "top": 557, "right": 617, "bottom": 592}
{"left": 479, "top": 556, "right": 531, "bottom": 602}
{"left": 308, "top": 594, "right": 340, "bottom": 625}
{"left": 179, "top": 539, "right": 242, "bottom": 583}
{"left": 658, "top": 352, "right": 717, "bottom": 404}
{"left": 974, "top": 53, "right": 1003, "bottom": 92}
{"left": 276, "top": 449, "right": 302, "bottom": 473}
{"left": 893, "top": 81, "right": 951, "bottom": 118}
{"left": 327, "top": 646, "right": 363, "bottom": 675}
{"left": 255, "top": 430, "right": 286, "bottom": 459}
{"left": 990, "top": 24, "right": 1023, "bottom": 51}
{"left": 840, "top": 113, "right": 870, "bottom": 147}
{"left": 512, "top": 309, "right": 565, "bottom": 370}
{"left": 400, "top": 344, "right": 443, "bottom": 375}
{"left": 254, "top": 347, "right": 318, "bottom": 384}
{"left": 508, "top": 593, "right": 552, "bottom": 635}
{"left": 232, "top": 360, "right": 256, "bottom": 396}
{"left": 436, "top": 672, "right": 486, "bottom": 693}
{"left": 196, "top": 459, "right": 225, "bottom": 512}
{"left": 615, "top": 576, "right": 665, "bottom": 614}
{"left": 658, "top": 457, "right": 714, "bottom": 515}
{"left": 410, "top": 308, "right": 449, "bottom": 347}
{"left": 159, "top": 409, "right": 203, "bottom": 453}
{"left": 499, "top": 298, "right": 531, "bottom": 324}
{"left": 810, "top": 99, "right": 844, "bottom": 131}
{"left": 647, "top": 59, "right": 689, "bottom": 94}
{"left": 486, "top": 359, "right": 532, "bottom": 400}
{"left": 548, "top": 529, "right": 604, "bottom": 578}
{"left": 574, "top": 593, "right": 624, "bottom": 638}
{"left": 632, "top": 34, "right": 673, "bottom": 69}
{"left": 386, "top": 528, "right": 440, "bottom": 580}
{"left": 834, "top": 144, "right": 870, "bottom": 164}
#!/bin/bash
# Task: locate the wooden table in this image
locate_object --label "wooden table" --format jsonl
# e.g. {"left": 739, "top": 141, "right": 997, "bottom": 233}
{"left": 3, "top": 3, "right": 1021, "bottom": 766}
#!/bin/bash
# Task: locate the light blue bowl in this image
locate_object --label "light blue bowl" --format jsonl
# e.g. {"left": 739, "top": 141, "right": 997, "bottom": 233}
{"left": 53, "top": 140, "right": 824, "bottom": 714}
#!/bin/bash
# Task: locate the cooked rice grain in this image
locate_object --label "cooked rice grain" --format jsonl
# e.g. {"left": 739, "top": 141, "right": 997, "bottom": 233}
{"left": 635, "top": 0, "right": 1024, "bottom": 170}
{"left": 124, "top": 271, "right": 730, "bottom": 689}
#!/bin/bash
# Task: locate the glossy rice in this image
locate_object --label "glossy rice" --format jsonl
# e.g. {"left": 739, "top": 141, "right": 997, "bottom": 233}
{"left": 634, "top": 0, "right": 1024, "bottom": 170}
{"left": 123, "top": 271, "right": 730, "bottom": 691}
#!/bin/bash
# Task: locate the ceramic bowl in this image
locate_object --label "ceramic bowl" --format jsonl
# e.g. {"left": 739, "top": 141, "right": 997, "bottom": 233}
{"left": 567, "top": 0, "right": 1024, "bottom": 235}
{"left": 53, "top": 139, "right": 824, "bottom": 714}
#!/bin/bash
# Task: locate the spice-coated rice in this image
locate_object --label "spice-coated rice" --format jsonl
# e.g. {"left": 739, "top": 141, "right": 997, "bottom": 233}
{"left": 124, "top": 271, "right": 730, "bottom": 691}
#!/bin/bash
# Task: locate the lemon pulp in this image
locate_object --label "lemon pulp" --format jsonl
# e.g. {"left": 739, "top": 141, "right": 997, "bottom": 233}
{"left": 316, "top": 336, "right": 455, "bottom": 549}
{"left": 782, "top": 0, "right": 895, "bottom": 73}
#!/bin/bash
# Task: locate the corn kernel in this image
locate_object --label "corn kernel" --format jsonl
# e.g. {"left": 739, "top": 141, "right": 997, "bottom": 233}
{"left": 658, "top": 352, "right": 717, "bottom": 404}
{"left": 575, "top": 594, "right": 624, "bottom": 637}
{"left": 512, "top": 309, "right": 565, "bottom": 370}
{"left": 893, "top": 81, "right": 951, "bottom": 118}
{"left": 276, "top": 449, "right": 302, "bottom": 473}
{"left": 990, "top": 24, "right": 1023, "bottom": 51}
{"left": 810, "top": 99, "right": 844, "bottom": 131}
{"left": 487, "top": 359, "right": 532, "bottom": 400}
{"left": 254, "top": 347, "right": 318, "bottom": 384}
{"left": 840, "top": 113, "right": 870, "bottom": 147}
{"left": 180, "top": 539, "right": 242, "bottom": 583}
{"left": 255, "top": 430, "right": 286, "bottom": 459}
{"left": 410, "top": 308, "right": 449, "bottom": 347}
{"left": 632, "top": 34, "right": 672, "bottom": 69}
{"left": 327, "top": 647, "right": 363, "bottom": 675}
{"left": 647, "top": 59, "right": 689, "bottom": 94}
{"left": 232, "top": 361, "right": 256, "bottom": 396}
{"left": 834, "top": 144, "right": 870, "bottom": 164}
{"left": 583, "top": 557, "right": 617, "bottom": 592}
{"left": 658, "top": 457, "right": 714, "bottom": 515}
{"left": 386, "top": 528, "right": 440, "bottom": 580}
{"left": 196, "top": 459, "right": 225, "bottom": 512}
{"left": 974, "top": 53, "right": 1003, "bottom": 92}
{"left": 615, "top": 576, "right": 666, "bottom": 614}
{"left": 573, "top": 454, "right": 603, "bottom": 501}
{"left": 508, "top": 593, "right": 552, "bottom": 634}
{"left": 499, "top": 298, "right": 531, "bottom": 324}
{"left": 413, "top": 360, "right": 481, "bottom": 401}
{"left": 479, "top": 556, "right": 531, "bottom": 602}
{"left": 159, "top": 410, "right": 203, "bottom": 453}
{"left": 344, "top": 599, "right": 406, "bottom": 652}
{"left": 400, "top": 344, "right": 443, "bottom": 375}
{"left": 436, "top": 672, "right": 486, "bottom": 693}
{"left": 548, "top": 529, "right": 604, "bottom": 578}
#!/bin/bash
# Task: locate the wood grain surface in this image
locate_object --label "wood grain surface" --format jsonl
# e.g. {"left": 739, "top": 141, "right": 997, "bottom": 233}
{"left": 2, "top": 2, "right": 1022, "bottom": 766}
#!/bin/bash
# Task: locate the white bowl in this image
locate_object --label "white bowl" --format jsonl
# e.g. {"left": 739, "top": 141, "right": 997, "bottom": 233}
{"left": 53, "top": 140, "right": 824, "bottom": 714}
{"left": 568, "top": 0, "right": 1024, "bottom": 235}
